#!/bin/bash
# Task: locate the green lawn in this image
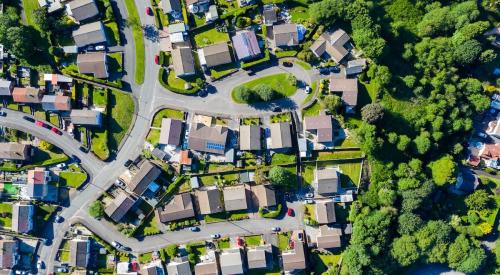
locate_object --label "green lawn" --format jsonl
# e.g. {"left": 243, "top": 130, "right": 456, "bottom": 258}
{"left": 123, "top": 0, "right": 145, "bottom": 84}
{"left": 146, "top": 129, "right": 160, "bottom": 146}
{"left": 205, "top": 211, "right": 249, "bottom": 223}
{"left": 241, "top": 117, "right": 260, "bottom": 125}
{"left": 1, "top": 147, "right": 70, "bottom": 172}
{"left": 302, "top": 101, "right": 321, "bottom": 117}
{"left": 335, "top": 135, "right": 359, "bottom": 148}
{"left": 210, "top": 63, "right": 238, "bottom": 80}
{"left": 138, "top": 252, "right": 153, "bottom": 264}
{"left": 134, "top": 215, "right": 161, "bottom": 237}
{"left": 152, "top": 108, "right": 184, "bottom": 127}
{"left": 293, "top": 59, "right": 312, "bottom": 70}
{"left": 311, "top": 251, "right": 342, "bottom": 274}
{"left": 107, "top": 52, "right": 123, "bottom": 74}
{"left": 193, "top": 28, "right": 230, "bottom": 47}
{"left": 91, "top": 130, "right": 109, "bottom": 160}
{"left": 59, "top": 250, "right": 70, "bottom": 262}
{"left": 338, "top": 162, "right": 362, "bottom": 187}
{"left": 217, "top": 238, "right": 230, "bottom": 249}
{"left": 22, "top": 0, "right": 40, "bottom": 26}
{"left": 104, "top": 21, "right": 121, "bottom": 47}
{"left": 270, "top": 112, "right": 291, "bottom": 123}
{"left": 275, "top": 50, "right": 298, "bottom": 58}
{"left": 92, "top": 88, "right": 108, "bottom": 107}
{"left": 58, "top": 172, "right": 87, "bottom": 188}
{"left": 232, "top": 73, "right": 297, "bottom": 104}
{"left": 109, "top": 91, "right": 135, "bottom": 150}
{"left": 49, "top": 114, "right": 60, "bottom": 127}
{"left": 316, "top": 150, "right": 363, "bottom": 160}
{"left": 271, "top": 153, "right": 296, "bottom": 165}
{"left": 207, "top": 163, "right": 236, "bottom": 173}
{"left": 0, "top": 203, "right": 12, "bottom": 228}
{"left": 277, "top": 232, "right": 291, "bottom": 251}
{"left": 244, "top": 235, "right": 263, "bottom": 247}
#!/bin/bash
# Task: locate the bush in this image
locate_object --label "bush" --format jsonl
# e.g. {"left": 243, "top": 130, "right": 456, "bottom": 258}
{"left": 241, "top": 49, "right": 271, "bottom": 69}
{"left": 235, "top": 16, "right": 251, "bottom": 28}
{"left": 254, "top": 84, "right": 276, "bottom": 101}
{"left": 259, "top": 204, "right": 283, "bottom": 218}
{"left": 88, "top": 201, "right": 104, "bottom": 219}
{"left": 158, "top": 68, "right": 200, "bottom": 94}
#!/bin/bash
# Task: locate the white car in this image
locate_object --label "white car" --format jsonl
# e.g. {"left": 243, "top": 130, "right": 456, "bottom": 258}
{"left": 37, "top": 260, "right": 43, "bottom": 269}
{"left": 210, "top": 234, "right": 221, "bottom": 239}
{"left": 95, "top": 45, "right": 105, "bottom": 51}
{"left": 305, "top": 85, "right": 311, "bottom": 94}
{"left": 304, "top": 199, "right": 314, "bottom": 204}
{"left": 305, "top": 193, "right": 314, "bottom": 198}
{"left": 56, "top": 163, "right": 66, "bottom": 169}
{"left": 111, "top": 241, "right": 122, "bottom": 249}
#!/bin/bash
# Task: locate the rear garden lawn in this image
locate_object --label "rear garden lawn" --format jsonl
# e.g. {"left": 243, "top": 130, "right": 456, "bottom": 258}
{"left": 335, "top": 135, "right": 359, "bottom": 148}
{"left": 22, "top": 0, "right": 40, "bottom": 26}
{"left": 207, "top": 163, "right": 235, "bottom": 173}
{"left": 311, "top": 250, "right": 342, "bottom": 274}
{"left": 271, "top": 153, "right": 296, "bottom": 165}
{"left": 0, "top": 203, "right": 12, "bottom": 229}
{"left": 302, "top": 101, "right": 321, "bottom": 117}
{"left": 193, "top": 28, "right": 230, "bottom": 47}
{"left": 152, "top": 108, "right": 185, "bottom": 127}
{"left": 277, "top": 232, "right": 291, "bottom": 251}
{"left": 232, "top": 73, "right": 297, "bottom": 104}
{"left": 302, "top": 161, "right": 362, "bottom": 187}
{"left": 244, "top": 235, "right": 263, "bottom": 247}
{"left": 104, "top": 21, "right": 121, "bottom": 46}
{"left": 316, "top": 150, "right": 363, "bottom": 160}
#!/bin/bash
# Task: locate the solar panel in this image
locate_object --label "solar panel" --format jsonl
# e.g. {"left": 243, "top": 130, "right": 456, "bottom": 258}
{"left": 206, "top": 143, "right": 224, "bottom": 150}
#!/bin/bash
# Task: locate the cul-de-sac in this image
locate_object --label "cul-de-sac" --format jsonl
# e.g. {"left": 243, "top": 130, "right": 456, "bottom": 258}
{"left": 0, "top": 0, "right": 498, "bottom": 274}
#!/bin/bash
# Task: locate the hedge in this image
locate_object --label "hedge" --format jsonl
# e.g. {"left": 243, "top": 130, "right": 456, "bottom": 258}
{"left": 61, "top": 67, "right": 123, "bottom": 89}
{"left": 158, "top": 68, "right": 199, "bottom": 95}
{"left": 220, "top": 4, "right": 257, "bottom": 20}
{"left": 241, "top": 49, "right": 270, "bottom": 70}
{"left": 258, "top": 204, "right": 283, "bottom": 218}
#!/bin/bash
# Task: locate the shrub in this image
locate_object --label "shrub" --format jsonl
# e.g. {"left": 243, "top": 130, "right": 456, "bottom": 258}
{"left": 158, "top": 68, "right": 199, "bottom": 94}
{"left": 254, "top": 84, "right": 275, "bottom": 101}
{"left": 259, "top": 204, "right": 283, "bottom": 218}
{"left": 88, "top": 201, "right": 104, "bottom": 219}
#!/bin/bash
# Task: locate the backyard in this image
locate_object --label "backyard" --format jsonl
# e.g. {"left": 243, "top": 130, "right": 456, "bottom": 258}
{"left": 152, "top": 108, "right": 185, "bottom": 127}
{"left": 232, "top": 74, "right": 297, "bottom": 104}
{"left": 193, "top": 27, "right": 230, "bottom": 47}
{"left": 0, "top": 203, "right": 12, "bottom": 229}
{"left": 302, "top": 160, "right": 362, "bottom": 187}
{"left": 58, "top": 164, "right": 88, "bottom": 188}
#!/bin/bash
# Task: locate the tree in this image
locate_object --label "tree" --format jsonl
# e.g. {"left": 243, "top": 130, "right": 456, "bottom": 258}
{"left": 447, "top": 234, "right": 486, "bottom": 273}
{"left": 361, "top": 103, "right": 385, "bottom": 124}
{"left": 415, "top": 220, "right": 452, "bottom": 264}
{"left": 465, "top": 190, "right": 494, "bottom": 211}
{"left": 428, "top": 155, "right": 456, "bottom": 186}
{"left": 268, "top": 166, "right": 294, "bottom": 188}
{"left": 414, "top": 132, "right": 431, "bottom": 154}
{"left": 38, "top": 140, "right": 54, "bottom": 151}
{"left": 397, "top": 135, "right": 411, "bottom": 151}
{"left": 479, "top": 49, "right": 497, "bottom": 63}
{"left": 32, "top": 7, "right": 50, "bottom": 33}
{"left": 253, "top": 166, "right": 268, "bottom": 185}
{"left": 378, "top": 188, "right": 396, "bottom": 206}
{"left": 236, "top": 86, "right": 254, "bottom": 102}
{"left": 165, "top": 244, "right": 178, "bottom": 259}
{"left": 367, "top": 64, "right": 392, "bottom": 87}
{"left": 321, "top": 95, "right": 341, "bottom": 114}
{"left": 453, "top": 39, "right": 482, "bottom": 66}
{"left": 342, "top": 243, "right": 371, "bottom": 275}
{"left": 309, "top": 0, "right": 347, "bottom": 25}
{"left": 391, "top": 235, "right": 420, "bottom": 266}
{"left": 254, "top": 84, "right": 275, "bottom": 102}
{"left": 88, "top": 201, "right": 104, "bottom": 219}
{"left": 398, "top": 213, "right": 424, "bottom": 235}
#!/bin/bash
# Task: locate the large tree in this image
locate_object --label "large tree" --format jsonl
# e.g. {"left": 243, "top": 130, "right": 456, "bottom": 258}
{"left": 391, "top": 235, "right": 421, "bottom": 266}
{"left": 268, "top": 166, "right": 295, "bottom": 188}
{"left": 428, "top": 155, "right": 457, "bottom": 186}
{"left": 361, "top": 103, "right": 385, "bottom": 124}
{"left": 447, "top": 234, "right": 486, "bottom": 273}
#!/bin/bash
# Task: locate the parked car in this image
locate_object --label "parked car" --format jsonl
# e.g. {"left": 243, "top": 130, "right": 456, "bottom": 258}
{"left": 272, "top": 106, "right": 282, "bottom": 112}
{"left": 54, "top": 215, "right": 63, "bottom": 223}
{"left": 283, "top": 61, "right": 293, "bottom": 67}
{"left": 478, "top": 132, "right": 488, "bottom": 139}
{"left": 305, "top": 85, "right": 311, "bottom": 94}
{"left": 37, "top": 260, "right": 44, "bottom": 269}
{"left": 56, "top": 267, "right": 68, "bottom": 273}
{"left": 190, "top": 226, "right": 200, "bottom": 232}
{"left": 124, "top": 159, "right": 133, "bottom": 167}
{"left": 71, "top": 155, "right": 81, "bottom": 163}
{"left": 79, "top": 146, "right": 89, "bottom": 153}
{"left": 86, "top": 45, "right": 94, "bottom": 51}
{"left": 0, "top": 111, "right": 6, "bottom": 117}
{"left": 287, "top": 208, "right": 294, "bottom": 217}
{"left": 154, "top": 55, "right": 159, "bottom": 65}
{"left": 95, "top": 45, "right": 105, "bottom": 51}
{"left": 329, "top": 66, "right": 340, "bottom": 73}
{"left": 305, "top": 193, "right": 313, "bottom": 198}
{"left": 35, "top": 121, "right": 45, "bottom": 127}
{"left": 56, "top": 163, "right": 66, "bottom": 169}
{"left": 146, "top": 7, "right": 153, "bottom": 15}
{"left": 51, "top": 127, "right": 62, "bottom": 135}
{"left": 304, "top": 199, "right": 314, "bottom": 204}
{"left": 297, "top": 232, "right": 304, "bottom": 241}
{"left": 210, "top": 234, "right": 221, "bottom": 239}
{"left": 319, "top": 67, "right": 330, "bottom": 74}
{"left": 23, "top": 116, "right": 35, "bottom": 123}
{"left": 236, "top": 236, "right": 243, "bottom": 247}
{"left": 272, "top": 227, "right": 281, "bottom": 232}
{"left": 111, "top": 241, "right": 122, "bottom": 249}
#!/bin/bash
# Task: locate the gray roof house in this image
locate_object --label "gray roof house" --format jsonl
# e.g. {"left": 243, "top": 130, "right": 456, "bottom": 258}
{"left": 0, "top": 238, "right": 18, "bottom": 270}
{"left": 220, "top": 248, "right": 244, "bottom": 275}
{"left": 262, "top": 7, "right": 277, "bottom": 26}
{"left": 159, "top": 118, "right": 183, "bottom": 146}
{"left": 310, "top": 29, "right": 351, "bottom": 63}
{"left": 0, "top": 79, "right": 13, "bottom": 96}
{"left": 105, "top": 189, "right": 137, "bottom": 222}
{"left": 304, "top": 113, "right": 333, "bottom": 143}
{"left": 222, "top": 185, "right": 247, "bottom": 211}
{"left": 166, "top": 260, "right": 192, "bottom": 275}
{"left": 126, "top": 161, "right": 162, "bottom": 196}
{"left": 195, "top": 260, "right": 220, "bottom": 275}
{"left": 172, "top": 47, "right": 196, "bottom": 77}
{"left": 69, "top": 238, "right": 90, "bottom": 268}
{"left": 315, "top": 200, "right": 336, "bottom": 224}
{"left": 269, "top": 122, "right": 292, "bottom": 149}
{"left": 329, "top": 78, "right": 358, "bottom": 113}
{"left": 239, "top": 125, "right": 261, "bottom": 151}
{"left": 188, "top": 123, "right": 229, "bottom": 155}
{"left": 66, "top": 0, "right": 99, "bottom": 22}
{"left": 70, "top": 109, "right": 102, "bottom": 126}
{"left": 157, "top": 192, "right": 195, "bottom": 223}
{"left": 314, "top": 167, "right": 339, "bottom": 195}
{"left": 12, "top": 201, "right": 34, "bottom": 233}
{"left": 77, "top": 52, "right": 108, "bottom": 78}
{"left": 247, "top": 244, "right": 272, "bottom": 270}
{"left": 196, "top": 187, "right": 223, "bottom": 215}
{"left": 198, "top": 42, "right": 232, "bottom": 68}
{"left": 346, "top": 59, "right": 366, "bottom": 75}
{"left": 252, "top": 184, "right": 276, "bottom": 207}
{"left": 72, "top": 21, "right": 107, "bottom": 48}
{"left": 41, "top": 95, "right": 72, "bottom": 111}
{"left": 273, "top": 24, "right": 298, "bottom": 47}
{"left": 281, "top": 231, "right": 307, "bottom": 273}
{"left": 232, "top": 30, "right": 261, "bottom": 61}
{"left": 161, "top": 0, "right": 182, "bottom": 13}
{"left": 316, "top": 225, "right": 342, "bottom": 249}
{"left": 0, "top": 143, "right": 31, "bottom": 161}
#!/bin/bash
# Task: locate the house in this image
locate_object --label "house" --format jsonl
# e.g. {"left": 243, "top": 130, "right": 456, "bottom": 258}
{"left": 186, "top": 0, "right": 210, "bottom": 13}
{"left": 41, "top": 95, "right": 72, "bottom": 111}
{"left": 486, "top": 115, "right": 500, "bottom": 139}
{"left": 304, "top": 112, "right": 333, "bottom": 143}
{"left": 66, "top": 0, "right": 99, "bottom": 22}
{"left": 455, "top": 167, "right": 479, "bottom": 193}
{"left": 105, "top": 189, "right": 137, "bottom": 222}
{"left": 152, "top": 147, "right": 167, "bottom": 161}
{"left": 262, "top": 6, "right": 277, "bottom": 26}
{"left": 281, "top": 230, "right": 307, "bottom": 273}
{"left": 237, "top": 0, "right": 254, "bottom": 7}
{"left": 70, "top": 109, "right": 102, "bottom": 126}
{"left": 198, "top": 42, "right": 232, "bottom": 68}
{"left": 315, "top": 201, "right": 336, "bottom": 224}
{"left": 239, "top": 125, "right": 261, "bottom": 151}
{"left": 0, "top": 238, "right": 18, "bottom": 270}
{"left": 346, "top": 59, "right": 366, "bottom": 75}
{"left": 161, "top": 0, "right": 181, "bottom": 14}
{"left": 188, "top": 123, "right": 229, "bottom": 155}
{"left": 222, "top": 185, "right": 247, "bottom": 211}
{"left": 141, "top": 260, "right": 165, "bottom": 275}
{"left": 205, "top": 5, "right": 218, "bottom": 22}
{"left": 329, "top": 78, "right": 358, "bottom": 113}
{"left": 219, "top": 248, "right": 244, "bottom": 275}
{"left": 166, "top": 259, "right": 192, "bottom": 275}
{"left": 157, "top": 192, "right": 195, "bottom": 223}
{"left": 27, "top": 167, "right": 50, "bottom": 200}
{"left": 477, "top": 143, "right": 500, "bottom": 169}
{"left": 314, "top": 167, "right": 339, "bottom": 196}
{"left": 252, "top": 185, "right": 276, "bottom": 208}
{"left": 168, "top": 22, "right": 187, "bottom": 34}
{"left": 269, "top": 122, "right": 292, "bottom": 150}
{"left": 125, "top": 161, "right": 162, "bottom": 196}
{"left": 484, "top": 26, "right": 500, "bottom": 48}
{"left": 72, "top": 21, "right": 107, "bottom": 48}
{"left": 181, "top": 150, "right": 193, "bottom": 171}
{"left": 172, "top": 47, "right": 196, "bottom": 77}
{"left": 273, "top": 24, "right": 299, "bottom": 47}
{"left": 0, "top": 143, "right": 31, "bottom": 162}
{"left": 316, "top": 225, "right": 342, "bottom": 249}
{"left": 12, "top": 201, "right": 34, "bottom": 233}
{"left": 43, "top": 74, "right": 73, "bottom": 92}
{"left": 77, "top": 52, "right": 108, "bottom": 78}
{"left": 159, "top": 118, "right": 184, "bottom": 146}
{"left": 196, "top": 187, "right": 223, "bottom": 215}
{"left": 12, "top": 87, "right": 43, "bottom": 103}
{"left": 0, "top": 79, "right": 13, "bottom": 96}
{"left": 232, "top": 30, "right": 261, "bottom": 61}
{"left": 310, "top": 29, "right": 351, "bottom": 63}
{"left": 195, "top": 251, "right": 220, "bottom": 275}
{"left": 69, "top": 238, "right": 90, "bottom": 268}
{"left": 247, "top": 244, "right": 272, "bottom": 270}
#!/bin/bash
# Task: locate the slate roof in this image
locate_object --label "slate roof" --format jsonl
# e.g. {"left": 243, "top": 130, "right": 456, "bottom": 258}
{"left": 172, "top": 47, "right": 196, "bottom": 77}
{"left": 105, "top": 189, "right": 137, "bottom": 222}
{"left": 69, "top": 239, "right": 90, "bottom": 268}
{"left": 12, "top": 87, "right": 43, "bottom": 103}
{"left": 273, "top": 24, "right": 298, "bottom": 47}
{"left": 0, "top": 239, "right": 17, "bottom": 269}
{"left": 309, "top": 29, "right": 350, "bottom": 63}
{"left": 67, "top": 0, "right": 99, "bottom": 22}
{"left": 0, "top": 143, "right": 31, "bottom": 161}
{"left": 195, "top": 260, "right": 219, "bottom": 275}
{"left": 315, "top": 201, "right": 336, "bottom": 224}
{"left": 196, "top": 188, "right": 223, "bottom": 215}
{"left": 70, "top": 109, "right": 102, "bottom": 126}
{"left": 232, "top": 30, "right": 261, "bottom": 61}
{"left": 247, "top": 245, "right": 271, "bottom": 270}
{"left": 329, "top": 78, "right": 358, "bottom": 106}
{"left": 281, "top": 232, "right": 306, "bottom": 272}
{"left": 188, "top": 123, "right": 228, "bottom": 155}
{"left": 314, "top": 167, "right": 339, "bottom": 195}
{"left": 157, "top": 193, "right": 195, "bottom": 223}
{"left": 304, "top": 114, "right": 333, "bottom": 143}
{"left": 252, "top": 185, "right": 276, "bottom": 207}
{"left": 77, "top": 52, "right": 108, "bottom": 78}
{"left": 219, "top": 249, "right": 244, "bottom": 275}
{"left": 12, "top": 201, "right": 33, "bottom": 233}
{"left": 166, "top": 260, "right": 192, "bottom": 275}
{"left": 0, "top": 79, "right": 13, "bottom": 96}
{"left": 72, "top": 21, "right": 106, "bottom": 47}
{"left": 316, "top": 225, "right": 342, "bottom": 249}
{"left": 269, "top": 122, "right": 292, "bottom": 149}
{"left": 239, "top": 125, "right": 261, "bottom": 151}
{"left": 199, "top": 43, "right": 232, "bottom": 68}
{"left": 159, "top": 118, "right": 183, "bottom": 146}
{"left": 222, "top": 185, "right": 247, "bottom": 211}
{"left": 262, "top": 8, "right": 277, "bottom": 25}
{"left": 126, "top": 161, "right": 161, "bottom": 196}
{"left": 161, "top": 0, "right": 182, "bottom": 13}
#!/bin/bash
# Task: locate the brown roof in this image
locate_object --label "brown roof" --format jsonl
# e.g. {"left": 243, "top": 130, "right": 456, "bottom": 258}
{"left": 304, "top": 114, "right": 333, "bottom": 143}
{"left": 0, "top": 143, "right": 31, "bottom": 161}
{"left": 69, "top": 239, "right": 89, "bottom": 268}
{"left": 188, "top": 123, "right": 229, "bottom": 155}
{"left": 157, "top": 192, "right": 195, "bottom": 223}
{"left": 329, "top": 78, "right": 358, "bottom": 106}
{"left": 195, "top": 261, "right": 219, "bottom": 275}
{"left": 309, "top": 29, "right": 350, "bottom": 63}
{"left": 252, "top": 185, "right": 276, "bottom": 207}
{"left": 77, "top": 52, "right": 108, "bottom": 78}
{"left": 239, "top": 125, "right": 261, "bottom": 151}
{"left": 196, "top": 188, "right": 223, "bottom": 215}
{"left": 273, "top": 24, "right": 298, "bottom": 47}
{"left": 480, "top": 143, "right": 500, "bottom": 160}
{"left": 269, "top": 122, "right": 292, "bottom": 149}
{"left": 0, "top": 239, "right": 17, "bottom": 269}
{"left": 105, "top": 189, "right": 137, "bottom": 222}
{"left": 41, "top": 95, "right": 72, "bottom": 111}
{"left": 12, "top": 87, "right": 43, "bottom": 103}
{"left": 315, "top": 201, "right": 336, "bottom": 224}
{"left": 172, "top": 47, "right": 196, "bottom": 76}
{"left": 159, "top": 118, "right": 183, "bottom": 146}
{"left": 316, "top": 225, "right": 342, "bottom": 249}
{"left": 222, "top": 185, "right": 247, "bottom": 211}
{"left": 126, "top": 161, "right": 162, "bottom": 196}
{"left": 281, "top": 231, "right": 306, "bottom": 272}
{"left": 200, "top": 43, "right": 232, "bottom": 68}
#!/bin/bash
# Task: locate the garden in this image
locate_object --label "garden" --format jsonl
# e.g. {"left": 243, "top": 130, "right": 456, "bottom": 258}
{"left": 231, "top": 73, "right": 297, "bottom": 104}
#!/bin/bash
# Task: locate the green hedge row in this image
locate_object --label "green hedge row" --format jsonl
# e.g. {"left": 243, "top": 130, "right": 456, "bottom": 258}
{"left": 241, "top": 49, "right": 271, "bottom": 70}
{"left": 61, "top": 67, "right": 122, "bottom": 89}
{"left": 220, "top": 4, "right": 257, "bottom": 20}
{"left": 258, "top": 203, "right": 283, "bottom": 218}
{"left": 158, "top": 68, "right": 199, "bottom": 95}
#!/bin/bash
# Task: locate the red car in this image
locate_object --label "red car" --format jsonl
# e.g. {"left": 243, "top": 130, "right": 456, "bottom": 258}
{"left": 154, "top": 55, "right": 159, "bottom": 65}
{"left": 287, "top": 208, "right": 294, "bottom": 217}
{"left": 35, "top": 121, "right": 45, "bottom": 127}
{"left": 51, "top": 127, "right": 62, "bottom": 135}
{"left": 146, "top": 7, "right": 153, "bottom": 15}
{"left": 236, "top": 236, "right": 243, "bottom": 247}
